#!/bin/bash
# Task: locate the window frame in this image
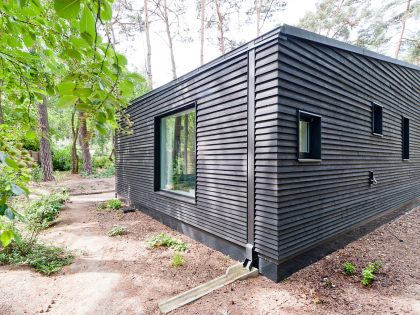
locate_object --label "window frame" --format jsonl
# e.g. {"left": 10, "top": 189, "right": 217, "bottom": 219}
{"left": 297, "top": 110, "right": 322, "bottom": 162}
{"left": 372, "top": 102, "right": 383, "bottom": 136}
{"left": 154, "top": 102, "right": 197, "bottom": 203}
{"left": 402, "top": 117, "right": 410, "bottom": 160}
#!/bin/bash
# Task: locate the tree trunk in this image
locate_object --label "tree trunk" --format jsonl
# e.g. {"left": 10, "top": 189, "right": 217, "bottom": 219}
{"left": 395, "top": 0, "right": 411, "bottom": 58}
{"left": 214, "top": 0, "right": 225, "bottom": 54}
{"left": 200, "top": 0, "right": 206, "bottom": 65}
{"left": 256, "top": 0, "right": 261, "bottom": 36}
{"left": 143, "top": 0, "right": 153, "bottom": 87}
{"left": 78, "top": 112, "right": 92, "bottom": 175}
{"left": 37, "top": 97, "right": 54, "bottom": 181}
{"left": 163, "top": 0, "right": 177, "bottom": 80}
{"left": 71, "top": 110, "right": 79, "bottom": 174}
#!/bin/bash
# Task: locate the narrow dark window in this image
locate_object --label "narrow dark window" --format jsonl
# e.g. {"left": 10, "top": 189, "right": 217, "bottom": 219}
{"left": 298, "top": 111, "right": 321, "bottom": 161}
{"left": 372, "top": 102, "right": 383, "bottom": 135}
{"left": 157, "top": 107, "right": 196, "bottom": 198}
{"left": 402, "top": 117, "right": 409, "bottom": 160}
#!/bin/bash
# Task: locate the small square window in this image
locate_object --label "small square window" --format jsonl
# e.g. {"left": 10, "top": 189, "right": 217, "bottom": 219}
{"left": 402, "top": 117, "right": 409, "bottom": 160}
{"left": 298, "top": 110, "right": 322, "bottom": 161}
{"left": 372, "top": 102, "right": 383, "bottom": 135}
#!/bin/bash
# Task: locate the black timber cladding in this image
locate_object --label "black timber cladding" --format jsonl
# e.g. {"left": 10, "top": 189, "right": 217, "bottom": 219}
{"left": 275, "top": 29, "right": 420, "bottom": 262}
{"left": 116, "top": 24, "right": 420, "bottom": 280}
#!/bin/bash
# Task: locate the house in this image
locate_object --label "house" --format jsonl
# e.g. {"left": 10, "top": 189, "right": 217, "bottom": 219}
{"left": 116, "top": 25, "right": 420, "bottom": 281}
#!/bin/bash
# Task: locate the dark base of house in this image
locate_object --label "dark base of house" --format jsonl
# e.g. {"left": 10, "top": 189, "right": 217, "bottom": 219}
{"left": 128, "top": 198, "right": 420, "bottom": 283}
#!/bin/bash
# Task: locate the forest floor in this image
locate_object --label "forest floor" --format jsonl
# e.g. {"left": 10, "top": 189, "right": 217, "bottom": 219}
{"left": 0, "top": 175, "right": 419, "bottom": 314}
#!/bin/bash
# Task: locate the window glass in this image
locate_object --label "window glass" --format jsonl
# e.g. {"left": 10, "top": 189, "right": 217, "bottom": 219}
{"left": 299, "top": 120, "right": 310, "bottom": 153}
{"left": 160, "top": 108, "right": 196, "bottom": 197}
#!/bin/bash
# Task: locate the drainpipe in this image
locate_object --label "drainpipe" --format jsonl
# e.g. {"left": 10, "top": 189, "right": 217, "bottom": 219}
{"left": 244, "top": 45, "right": 258, "bottom": 270}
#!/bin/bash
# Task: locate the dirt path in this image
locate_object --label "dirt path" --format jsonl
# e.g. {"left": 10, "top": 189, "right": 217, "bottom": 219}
{"left": 0, "top": 178, "right": 419, "bottom": 314}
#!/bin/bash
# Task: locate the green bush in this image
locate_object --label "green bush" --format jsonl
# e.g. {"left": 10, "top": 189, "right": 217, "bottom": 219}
{"left": 31, "top": 165, "right": 43, "bottom": 182}
{"left": 92, "top": 156, "right": 113, "bottom": 169}
{"left": 0, "top": 241, "right": 73, "bottom": 275}
{"left": 343, "top": 262, "right": 356, "bottom": 276}
{"left": 25, "top": 191, "right": 69, "bottom": 231}
{"left": 147, "top": 233, "right": 188, "bottom": 252}
{"left": 52, "top": 146, "right": 73, "bottom": 171}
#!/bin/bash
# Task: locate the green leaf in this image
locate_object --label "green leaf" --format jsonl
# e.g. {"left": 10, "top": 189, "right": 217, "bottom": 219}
{"left": 4, "top": 157, "right": 19, "bottom": 169}
{"left": 57, "top": 95, "right": 78, "bottom": 108}
{"left": 58, "top": 81, "right": 76, "bottom": 95}
{"left": 100, "top": 1, "right": 112, "bottom": 21}
{"left": 80, "top": 6, "right": 96, "bottom": 40}
{"left": 75, "top": 102, "right": 92, "bottom": 112}
{"left": 96, "top": 111, "right": 107, "bottom": 124}
{"left": 116, "top": 53, "right": 127, "bottom": 66}
{"left": 11, "top": 183, "right": 28, "bottom": 197}
{"left": 0, "top": 230, "right": 13, "bottom": 247}
{"left": 74, "top": 88, "right": 92, "bottom": 97}
{"left": 4, "top": 207, "right": 15, "bottom": 220}
{"left": 96, "top": 122, "right": 107, "bottom": 135}
{"left": 54, "top": 0, "right": 80, "bottom": 19}
{"left": 65, "top": 48, "right": 82, "bottom": 62}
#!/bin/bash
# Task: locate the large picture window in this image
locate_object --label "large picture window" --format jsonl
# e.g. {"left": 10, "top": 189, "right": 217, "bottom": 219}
{"left": 159, "top": 108, "right": 196, "bottom": 197}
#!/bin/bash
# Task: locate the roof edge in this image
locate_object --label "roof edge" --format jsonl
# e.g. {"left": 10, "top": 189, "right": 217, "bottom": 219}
{"left": 280, "top": 24, "right": 420, "bottom": 71}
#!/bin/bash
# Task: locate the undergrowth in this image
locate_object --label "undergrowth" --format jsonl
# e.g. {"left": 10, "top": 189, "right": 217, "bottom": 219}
{"left": 25, "top": 190, "right": 69, "bottom": 231}
{"left": 147, "top": 233, "right": 188, "bottom": 252}
{"left": 97, "top": 199, "right": 122, "bottom": 211}
{"left": 343, "top": 262, "right": 356, "bottom": 276}
{"left": 0, "top": 240, "right": 73, "bottom": 275}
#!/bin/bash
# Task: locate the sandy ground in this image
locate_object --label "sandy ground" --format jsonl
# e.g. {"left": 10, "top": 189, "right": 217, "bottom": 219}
{"left": 0, "top": 177, "right": 419, "bottom": 314}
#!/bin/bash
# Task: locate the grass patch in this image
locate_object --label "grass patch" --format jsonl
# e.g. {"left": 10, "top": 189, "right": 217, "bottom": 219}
{"left": 0, "top": 241, "right": 73, "bottom": 275}
{"left": 343, "top": 261, "right": 356, "bottom": 276}
{"left": 171, "top": 253, "right": 185, "bottom": 267}
{"left": 25, "top": 190, "right": 69, "bottom": 231}
{"left": 107, "top": 225, "right": 127, "bottom": 237}
{"left": 147, "top": 233, "right": 188, "bottom": 252}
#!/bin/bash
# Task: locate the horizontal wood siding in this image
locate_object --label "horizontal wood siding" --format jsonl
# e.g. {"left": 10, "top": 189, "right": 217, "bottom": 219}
{"left": 116, "top": 52, "right": 250, "bottom": 247}
{"left": 276, "top": 35, "right": 420, "bottom": 262}
{"left": 254, "top": 39, "right": 281, "bottom": 261}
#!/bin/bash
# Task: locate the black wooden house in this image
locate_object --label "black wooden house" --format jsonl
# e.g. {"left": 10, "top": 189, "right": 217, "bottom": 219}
{"left": 116, "top": 25, "right": 420, "bottom": 281}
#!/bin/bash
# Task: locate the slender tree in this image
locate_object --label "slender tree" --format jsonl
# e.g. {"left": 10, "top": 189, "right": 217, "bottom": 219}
{"left": 395, "top": 0, "right": 412, "bottom": 58}
{"left": 214, "top": 0, "right": 226, "bottom": 54}
{"left": 144, "top": 0, "right": 153, "bottom": 85}
{"left": 71, "top": 109, "right": 79, "bottom": 175}
{"left": 37, "top": 97, "right": 54, "bottom": 181}
{"left": 200, "top": 0, "right": 206, "bottom": 65}
{"left": 78, "top": 112, "right": 93, "bottom": 175}
{"left": 251, "top": 0, "right": 287, "bottom": 36}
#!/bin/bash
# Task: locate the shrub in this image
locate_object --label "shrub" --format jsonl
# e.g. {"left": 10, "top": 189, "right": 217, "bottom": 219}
{"left": 52, "top": 146, "right": 77, "bottom": 171}
{"left": 361, "top": 261, "right": 383, "bottom": 286}
{"left": 0, "top": 241, "right": 73, "bottom": 275}
{"left": 107, "top": 199, "right": 122, "bottom": 210}
{"left": 171, "top": 253, "right": 185, "bottom": 267}
{"left": 147, "top": 233, "right": 188, "bottom": 252}
{"left": 92, "top": 156, "right": 113, "bottom": 169}
{"left": 83, "top": 165, "right": 115, "bottom": 179}
{"left": 31, "top": 165, "right": 43, "bottom": 182}
{"left": 107, "top": 225, "right": 127, "bottom": 237}
{"left": 25, "top": 191, "right": 69, "bottom": 231}
{"left": 343, "top": 262, "right": 356, "bottom": 276}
